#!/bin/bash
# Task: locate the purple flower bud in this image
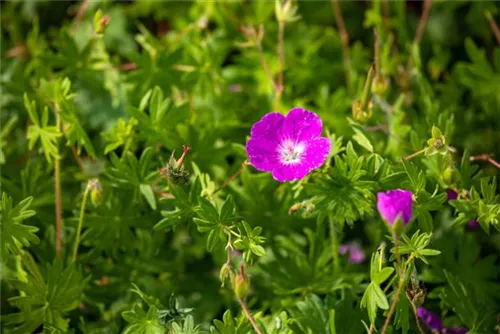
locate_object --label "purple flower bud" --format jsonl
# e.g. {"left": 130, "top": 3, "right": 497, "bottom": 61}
{"left": 339, "top": 242, "right": 365, "bottom": 264}
{"left": 447, "top": 190, "right": 458, "bottom": 201}
{"left": 418, "top": 306, "right": 443, "bottom": 331}
{"left": 376, "top": 190, "right": 413, "bottom": 225}
{"left": 467, "top": 219, "right": 479, "bottom": 229}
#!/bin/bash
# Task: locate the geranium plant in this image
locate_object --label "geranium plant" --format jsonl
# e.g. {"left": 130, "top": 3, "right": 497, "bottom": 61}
{"left": 1, "top": 1, "right": 500, "bottom": 333}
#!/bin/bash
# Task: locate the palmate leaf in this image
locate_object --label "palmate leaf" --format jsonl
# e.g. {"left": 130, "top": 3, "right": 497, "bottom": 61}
{"left": 210, "top": 310, "right": 252, "bottom": 334}
{"left": 306, "top": 142, "right": 377, "bottom": 225}
{"left": 122, "top": 304, "right": 165, "bottom": 334}
{"left": 106, "top": 147, "right": 158, "bottom": 209}
{"left": 24, "top": 94, "right": 61, "bottom": 163}
{"left": 420, "top": 232, "right": 500, "bottom": 308}
{"left": 154, "top": 176, "right": 202, "bottom": 231}
{"left": 3, "top": 254, "right": 89, "bottom": 333}
{"left": 0, "top": 192, "right": 39, "bottom": 256}
{"left": 128, "top": 86, "right": 189, "bottom": 150}
{"left": 60, "top": 99, "right": 96, "bottom": 157}
{"left": 438, "top": 271, "right": 495, "bottom": 332}
{"left": 288, "top": 294, "right": 335, "bottom": 334}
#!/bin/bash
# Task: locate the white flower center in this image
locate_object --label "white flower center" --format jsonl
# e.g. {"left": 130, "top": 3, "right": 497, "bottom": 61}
{"left": 278, "top": 139, "right": 305, "bottom": 165}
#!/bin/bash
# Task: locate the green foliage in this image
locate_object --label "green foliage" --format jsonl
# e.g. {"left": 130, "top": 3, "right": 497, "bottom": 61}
{"left": 1, "top": 1, "right": 500, "bottom": 333}
{"left": 0, "top": 193, "right": 39, "bottom": 256}
{"left": 3, "top": 255, "right": 88, "bottom": 333}
{"left": 361, "top": 252, "right": 392, "bottom": 325}
{"left": 393, "top": 230, "right": 441, "bottom": 265}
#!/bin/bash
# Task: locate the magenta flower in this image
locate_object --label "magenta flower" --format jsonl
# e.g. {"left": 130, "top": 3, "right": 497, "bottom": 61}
{"left": 245, "top": 108, "right": 331, "bottom": 182}
{"left": 418, "top": 307, "right": 468, "bottom": 334}
{"left": 418, "top": 307, "right": 443, "bottom": 331}
{"left": 339, "top": 242, "right": 365, "bottom": 264}
{"left": 447, "top": 190, "right": 458, "bottom": 201}
{"left": 376, "top": 190, "right": 413, "bottom": 225}
{"left": 467, "top": 219, "right": 479, "bottom": 229}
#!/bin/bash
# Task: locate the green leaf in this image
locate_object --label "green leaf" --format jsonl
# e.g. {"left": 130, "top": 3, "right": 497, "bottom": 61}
{"left": 361, "top": 282, "right": 389, "bottom": 325}
{"left": 352, "top": 128, "right": 374, "bottom": 152}
{"left": 140, "top": 184, "right": 156, "bottom": 210}
{"left": 373, "top": 267, "right": 394, "bottom": 285}
{"left": 0, "top": 193, "right": 39, "bottom": 256}
{"left": 122, "top": 304, "right": 165, "bottom": 334}
{"left": 4, "top": 255, "right": 89, "bottom": 333}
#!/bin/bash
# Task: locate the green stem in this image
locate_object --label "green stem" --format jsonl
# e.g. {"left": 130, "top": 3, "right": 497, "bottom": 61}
{"left": 54, "top": 107, "right": 63, "bottom": 256}
{"left": 122, "top": 134, "right": 133, "bottom": 159}
{"left": 329, "top": 218, "right": 340, "bottom": 276}
{"left": 381, "top": 234, "right": 404, "bottom": 334}
{"left": 72, "top": 182, "right": 91, "bottom": 263}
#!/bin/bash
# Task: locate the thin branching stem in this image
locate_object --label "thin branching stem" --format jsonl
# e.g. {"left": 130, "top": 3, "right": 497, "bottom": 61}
{"left": 381, "top": 235, "right": 404, "bottom": 334}
{"left": 72, "top": 182, "right": 91, "bottom": 263}
{"left": 277, "top": 20, "right": 286, "bottom": 99}
{"left": 471, "top": 154, "right": 500, "bottom": 169}
{"left": 414, "top": 0, "right": 432, "bottom": 46}
{"left": 238, "top": 298, "right": 263, "bottom": 334}
{"left": 212, "top": 160, "right": 249, "bottom": 196}
{"left": 485, "top": 10, "right": 500, "bottom": 44}
{"left": 54, "top": 107, "right": 63, "bottom": 256}
{"left": 331, "top": 0, "right": 352, "bottom": 93}
{"left": 404, "top": 148, "right": 427, "bottom": 160}
{"left": 410, "top": 300, "right": 426, "bottom": 334}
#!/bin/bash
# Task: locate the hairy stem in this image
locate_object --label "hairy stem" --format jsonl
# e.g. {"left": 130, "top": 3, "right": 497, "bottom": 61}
{"left": 255, "top": 37, "right": 278, "bottom": 93}
{"left": 404, "top": 148, "right": 427, "bottom": 160}
{"left": 54, "top": 108, "right": 63, "bottom": 256}
{"left": 331, "top": 0, "right": 352, "bottom": 93}
{"left": 485, "top": 10, "right": 500, "bottom": 44}
{"left": 471, "top": 154, "right": 500, "bottom": 169}
{"left": 212, "top": 160, "right": 249, "bottom": 196}
{"left": 72, "top": 182, "right": 91, "bottom": 263}
{"left": 238, "top": 298, "right": 263, "bottom": 334}
{"left": 381, "top": 235, "right": 404, "bottom": 334}
{"left": 410, "top": 301, "right": 426, "bottom": 334}
{"left": 277, "top": 20, "right": 286, "bottom": 100}
{"left": 414, "top": 0, "right": 432, "bottom": 46}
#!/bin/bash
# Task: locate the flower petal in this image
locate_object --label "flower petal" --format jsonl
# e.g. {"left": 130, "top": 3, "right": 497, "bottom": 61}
{"left": 250, "top": 112, "right": 285, "bottom": 142}
{"left": 302, "top": 137, "right": 331, "bottom": 170}
{"left": 271, "top": 164, "right": 310, "bottom": 182}
{"left": 281, "top": 108, "right": 323, "bottom": 142}
{"left": 417, "top": 307, "right": 443, "bottom": 331}
{"left": 246, "top": 138, "right": 280, "bottom": 172}
{"left": 376, "top": 190, "right": 413, "bottom": 225}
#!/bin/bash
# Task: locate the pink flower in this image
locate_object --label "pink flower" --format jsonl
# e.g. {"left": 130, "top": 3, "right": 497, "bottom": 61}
{"left": 376, "top": 190, "right": 413, "bottom": 225}
{"left": 339, "top": 242, "right": 365, "bottom": 264}
{"left": 245, "top": 108, "right": 331, "bottom": 182}
{"left": 418, "top": 306, "right": 443, "bottom": 331}
{"left": 467, "top": 219, "right": 479, "bottom": 229}
{"left": 447, "top": 190, "right": 458, "bottom": 201}
{"left": 418, "top": 306, "right": 468, "bottom": 334}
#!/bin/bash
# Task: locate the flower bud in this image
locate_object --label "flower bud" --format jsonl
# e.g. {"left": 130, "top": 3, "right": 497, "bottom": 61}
{"left": 94, "top": 9, "right": 110, "bottom": 36}
{"left": 219, "top": 263, "right": 231, "bottom": 287}
{"left": 164, "top": 145, "right": 191, "bottom": 185}
{"left": 88, "top": 179, "right": 102, "bottom": 206}
{"left": 352, "top": 99, "right": 373, "bottom": 123}
{"left": 376, "top": 190, "right": 413, "bottom": 231}
{"left": 372, "top": 75, "right": 389, "bottom": 95}
{"left": 231, "top": 264, "right": 250, "bottom": 300}
{"left": 443, "top": 167, "right": 454, "bottom": 184}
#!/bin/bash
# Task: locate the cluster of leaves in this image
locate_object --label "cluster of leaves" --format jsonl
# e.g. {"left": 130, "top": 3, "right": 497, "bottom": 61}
{"left": 1, "top": 1, "right": 499, "bottom": 333}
